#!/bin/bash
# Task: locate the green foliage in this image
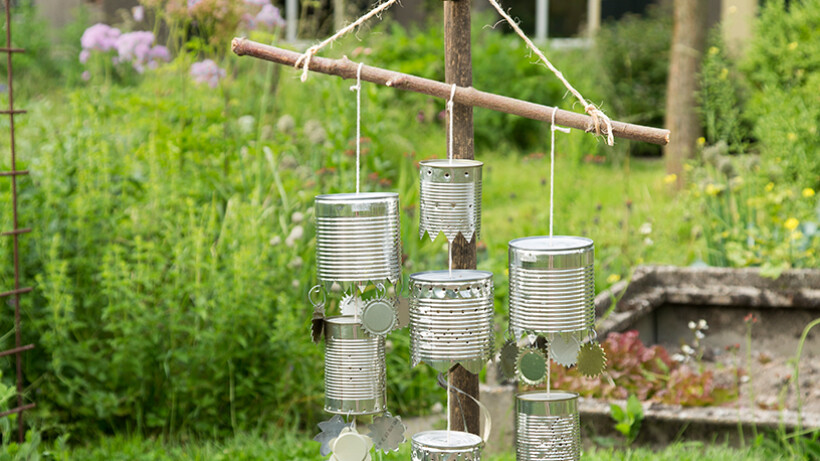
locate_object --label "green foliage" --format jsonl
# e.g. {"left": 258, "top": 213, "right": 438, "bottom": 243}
{"left": 552, "top": 331, "right": 738, "bottom": 406}
{"left": 595, "top": 2, "right": 672, "bottom": 157}
{"left": 742, "top": 0, "right": 820, "bottom": 189}
{"left": 698, "top": 34, "right": 751, "bottom": 154}
{"left": 610, "top": 395, "right": 643, "bottom": 445}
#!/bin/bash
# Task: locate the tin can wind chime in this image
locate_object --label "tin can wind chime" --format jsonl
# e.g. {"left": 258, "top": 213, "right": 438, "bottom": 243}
{"left": 409, "top": 90, "right": 489, "bottom": 459}
{"left": 310, "top": 69, "right": 408, "bottom": 460}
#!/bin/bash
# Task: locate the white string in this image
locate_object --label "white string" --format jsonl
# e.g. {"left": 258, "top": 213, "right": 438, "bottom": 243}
{"left": 447, "top": 371, "right": 452, "bottom": 440}
{"left": 350, "top": 62, "right": 364, "bottom": 194}
{"left": 447, "top": 84, "right": 457, "bottom": 162}
{"left": 294, "top": 0, "right": 399, "bottom": 82}
{"left": 448, "top": 242, "right": 453, "bottom": 277}
{"left": 485, "top": 0, "right": 614, "bottom": 146}
{"left": 549, "top": 107, "right": 570, "bottom": 239}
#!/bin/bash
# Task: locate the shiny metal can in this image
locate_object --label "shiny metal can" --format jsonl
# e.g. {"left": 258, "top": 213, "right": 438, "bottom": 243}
{"left": 515, "top": 391, "right": 580, "bottom": 461}
{"left": 508, "top": 236, "right": 595, "bottom": 339}
{"left": 411, "top": 430, "right": 483, "bottom": 461}
{"left": 324, "top": 316, "right": 386, "bottom": 415}
{"left": 409, "top": 270, "right": 494, "bottom": 374}
{"left": 419, "top": 159, "right": 482, "bottom": 243}
{"left": 315, "top": 192, "right": 402, "bottom": 288}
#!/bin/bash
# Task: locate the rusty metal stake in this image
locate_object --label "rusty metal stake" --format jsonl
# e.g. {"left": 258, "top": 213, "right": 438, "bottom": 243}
{"left": 1, "top": 0, "right": 35, "bottom": 443}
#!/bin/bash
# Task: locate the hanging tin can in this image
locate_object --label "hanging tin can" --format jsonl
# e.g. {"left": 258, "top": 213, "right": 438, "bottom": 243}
{"left": 409, "top": 270, "right": 494, "bottom": 374}
{"left": 315, "top": 192, "right": 402, "bottom": 288}
{"left": 508, "top": 236, "right": 595, "bottom": 340}
{"left": 419, "top": 159, "right": 483, "bottom": 243}
{"left": 515, "top": 391, "right": 580, "bottom": 461}
{"left": 324, "top": 316, "right": 386, "bottom": 415}
{"left": 411, "top": 430, "right": 484, "bottom": 461}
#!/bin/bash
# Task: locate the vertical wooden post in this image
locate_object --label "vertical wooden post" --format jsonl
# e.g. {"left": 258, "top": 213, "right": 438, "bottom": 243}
{"left": 444, "top": 0, "right": 480, "bottom": 436}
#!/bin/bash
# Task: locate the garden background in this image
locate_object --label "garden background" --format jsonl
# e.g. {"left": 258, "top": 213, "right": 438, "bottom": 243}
{"left": 0, "top": 0, "right": 818, "bottom": 458}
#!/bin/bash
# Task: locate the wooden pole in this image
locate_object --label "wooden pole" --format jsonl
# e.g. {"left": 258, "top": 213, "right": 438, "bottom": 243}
{"left": 444, "top": 0, "right": 480, "bottom": 437}
{"left": 231, "top": 39, "right": 671, "bottom": 145}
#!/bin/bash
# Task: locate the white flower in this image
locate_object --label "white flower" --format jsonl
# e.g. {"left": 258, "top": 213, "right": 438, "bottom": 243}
{"left": 291, "top": 211, "right": 304, "bottom": 223}
{"left": 695, "top": 331, "right": 705, "bottom": 339}
{"left": 288, "top": 256, "right": 303, "bottom": 268}
{"left": 285, "top": 225, "right": 304, "bottom": 247}
{"left": 681, "top": 344, "right": 695, "bottom": 355}
{"left": 643, "top": 237, "right": 654, "bottom": 246}
{"left": 269, "top": 235, "right": 281, "bottom": 246}
{"left": 698, "top": 319, "right": 708, "bottom": 330}
{"left": 671, "top": 353, "right": 686, "bottom": 362}
{"left": 292, "top": 279, "right": 300, "bottom": 288}
{"left": 238, "top": 115, "right": 255, "bottom": 134}
{"left": 688, "top": 321, "right": 697, "bottom": 330}
{"left": 639, "top": 222, "right": 652, "bottom": 235}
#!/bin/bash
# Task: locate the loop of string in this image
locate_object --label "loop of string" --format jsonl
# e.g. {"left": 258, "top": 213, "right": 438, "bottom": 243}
{"left": 486, "top": 0, "right": 614, "bottom": 146}
{"left": 294, "top": 0, "right": 399, "bottom": 82}
{"left": 447, "top": 83, "right": 457, "bottom": 162}
{"left": 437, "top": 372, "right": 492, "bottom": 442}
{"left": 548, "top": 108, "right": 570, "bottom": 239}
{"left": 350, "top": 62, "right": 364, "bottom": 194}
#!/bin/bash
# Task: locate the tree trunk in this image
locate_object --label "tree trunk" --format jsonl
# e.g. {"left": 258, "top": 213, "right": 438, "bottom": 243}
{"left": 664, "top": 0, "right": 707, "bottom": 185}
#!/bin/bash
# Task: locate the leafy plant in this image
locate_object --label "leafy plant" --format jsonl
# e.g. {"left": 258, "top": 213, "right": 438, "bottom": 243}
{"left": 552, "top": 331, "right": 738, "bottom": 406}
{"left": 610, "top": 394, "right": 644, "bottom": 445}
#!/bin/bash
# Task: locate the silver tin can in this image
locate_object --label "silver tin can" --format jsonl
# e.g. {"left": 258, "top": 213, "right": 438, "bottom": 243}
{"left": 315, "top": 193, "right": 402, "bottom": 288}
{"left": 508, "top": 236, "right": 594, "bottom": 339}
{"left": 409, "top": 270, "right": 494, "bottom": 374}
{"left": 419, "top": 159, "right": 482, "bottom": 243}
{"left": 324, "top": 316, "right": 386, "bottom": 415}
{"left": 411, "top": 430, "right": 483, "bottom": 461}
{"left": 515, "top": 391, "right": 580, "bottom": 461}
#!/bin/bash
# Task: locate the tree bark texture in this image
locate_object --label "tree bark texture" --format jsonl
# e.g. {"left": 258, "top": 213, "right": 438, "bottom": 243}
{"left": 664, "top": 0, "right": 707, "bottom": 184}
{"left": 444, "top": 0, "right": 481, "bottom": 437}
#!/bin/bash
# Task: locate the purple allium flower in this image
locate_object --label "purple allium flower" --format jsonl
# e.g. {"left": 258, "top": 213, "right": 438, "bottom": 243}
{"left": 82, "top": 71, "right": 91, "bottom": 81}
{"left": 190, "top": 59, "right": 226, "bottom": 88}
{"left": 148, "top": 45, "right": 171, "bottom": 62}
{"left": 256, "top": 4, "right": 285, "bottom": 28}
{"left": 242, "top": 12, "right": 257, "bottom": 30}
{"left": 114, "top": 31, "right": 169, "bottom": 72}
{"left": 79, "top": 49, "right": 91, "bottom": 64}
{"left": 81, "top": 23, "right": 121, "bottom": 52}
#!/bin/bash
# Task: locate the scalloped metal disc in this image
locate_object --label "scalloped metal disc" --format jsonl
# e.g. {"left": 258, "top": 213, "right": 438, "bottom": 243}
{"left": 499, "top": 340, "right": 519, "bottom": 380}
{"left": 577, "top": 341, "right": 607, "bottom": 377}
{"left": 367, "top": 412, "right": 407, "bottom": 454}
{"left": 516, "top": 347, "right": 548, "bottom": 385}
{"left": 549, "top": 334, "right": 581, "bottom": 368}
{"left": 361, "top": 299, "right": 397, "bottom": 336}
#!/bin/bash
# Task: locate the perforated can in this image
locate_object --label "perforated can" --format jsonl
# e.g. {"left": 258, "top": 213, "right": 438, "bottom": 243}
{"left": 508, "top": 236, "right": 594, "bottom": 339}
{"left": 409, "top": 270, "right": 494, "bottom": 374}
{"left": 324, "top": 316, "right": 386, "bottom": 415}
{"left": 411, "top": 430, "right": 483, "bottom": 461}
{"left": 315, "top": 193, "right": 402, "bottom": 288}
{"left": 515, "top": 391, "right": 580, "bottom": 461}
{"left": 419, "top": 159, "right": 482, "bottom": 243}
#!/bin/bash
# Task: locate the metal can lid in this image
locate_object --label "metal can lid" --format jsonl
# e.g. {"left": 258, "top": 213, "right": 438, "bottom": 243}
{"left": 412, "top": 430, "right": 483, "bottom": 450}
{"left": 410, "top": 270, "right": 492, "bottom": 284}
{"left": 509, "top": 236, "right": 593, "bottom": 252}
{"left": 509, "top": 236, "right": 594, "bottom": 270}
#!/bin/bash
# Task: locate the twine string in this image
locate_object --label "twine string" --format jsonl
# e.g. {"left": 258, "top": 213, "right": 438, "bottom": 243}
{"left": 437, "top": 373, "right": 492, "bottom": 442}
{"left": 350, "top": 62, "right": 364, "bottom": 194}
{"left": 447, "top": 83, "right": 457, "bottom": 162}
{"left": 294, "top": 0, "right": 399, "bottom": 82}
{"left": 549, "top": 107, "right": 570, "bottom": 239}
{"left": 486, "top": 0, "right": 614, "bottom": 146}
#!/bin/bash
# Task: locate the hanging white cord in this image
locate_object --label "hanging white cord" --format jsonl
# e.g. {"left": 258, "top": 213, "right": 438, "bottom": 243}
{"left": 447, "top": 84, "right": 457, "bottom": 163}
{"left": 448, "top": 242, "right": 453, "bottom": 277}
{"left": 447, "top": 371, "right": 452, "bottom": 440}
{"left": 351, "top": 62, "right": 364, "bottom": 194}
{"left": 549, "top": 107, "right": 570, "bottom": 239}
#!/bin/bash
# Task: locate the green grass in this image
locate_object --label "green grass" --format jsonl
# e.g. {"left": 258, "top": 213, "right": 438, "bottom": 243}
{"left": 43, "top": 432, "right": 798, "bottom": 460}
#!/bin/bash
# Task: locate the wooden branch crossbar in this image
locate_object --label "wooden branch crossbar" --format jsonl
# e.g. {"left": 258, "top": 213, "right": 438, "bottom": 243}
{"left": 232, "top": 38, "right": 670, "bottom": 146}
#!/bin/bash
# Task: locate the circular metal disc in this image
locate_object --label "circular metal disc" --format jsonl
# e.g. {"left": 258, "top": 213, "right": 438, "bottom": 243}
{"left": 549, "top": 334, "right": 581, "bottom": 368}
{"left": 517, "top": 348, "right": 547, "bottom": 385}
{"left": 577, "top": 341, "right": 607, "bottom": 377}
{"left": 499, "top": 340, "right": 519, "bottom": 380}
{"left": 361, "top": 299, "right": 397, "bottom": 336}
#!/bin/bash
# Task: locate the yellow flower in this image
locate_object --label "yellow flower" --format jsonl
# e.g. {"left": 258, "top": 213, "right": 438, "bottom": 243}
{"left": 787, "top": 132, "right": 798, "bottom": 142}
{"left": 705, "top": 183, "right": 724, "bottom": 196}
{"left": 697, "top": 137, "right": 706, "bottom": 147}
{"left": 765, "top": 182, "right": 775, "bottom": 192}
{"left": 788, "top": 41, "right": 798, "bottom": 51}
{"left": 721, "top": 231, "right": 730, "bottom": 238}
{"left": 784, "top": 218, "right": 799, "bottom": 232}
{"left": 664, "top": 174, "right": 677, "bottom": 184}
{"left": 803, "top": 188, "right": 816, "bottom": 198}
{"left": 606, "top": 274, "right": 621, "bottom": 284}
{"left": 720, "top": 68, "right": 729, "bottom": 80}
{"left": 709, "top": 46, "right": 720, "bottom": 56}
